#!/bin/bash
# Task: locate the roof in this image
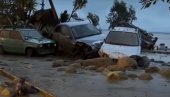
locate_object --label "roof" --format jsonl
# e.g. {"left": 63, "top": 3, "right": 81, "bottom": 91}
{"left": 58, "top": 21, "right": 90, "bottom": 27}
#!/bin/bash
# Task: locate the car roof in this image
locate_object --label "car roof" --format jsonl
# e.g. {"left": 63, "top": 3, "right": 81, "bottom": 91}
{"left": 111, "top": 27, "right": 138, "bottom": 33}
{"left": 58, "top": 21, "right": 91, "bottom": 27}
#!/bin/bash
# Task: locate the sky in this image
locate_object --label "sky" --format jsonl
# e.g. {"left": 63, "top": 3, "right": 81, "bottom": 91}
{"left": 36, "top": 0, "right": 170, "bottom": 33}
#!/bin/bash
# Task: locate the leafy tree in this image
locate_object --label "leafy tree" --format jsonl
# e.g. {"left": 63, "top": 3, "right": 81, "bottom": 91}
{"left": 106, "top": 0, "right": 137, "bottom": 29}
{"left": 87, "top": 12, "right": 100, "bottom": 27}
{"left": 0, "top": 0, "right": 37, "bottom": 26}
{"left": 140, "top": 0, "right": 170, "bottom": 9}
{"left": 68, "top": 0, "right": 88, "bottom": 21}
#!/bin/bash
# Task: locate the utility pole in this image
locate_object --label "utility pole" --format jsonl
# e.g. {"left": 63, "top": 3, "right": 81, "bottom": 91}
{"left": 48, "top": 0, "right": 60, "bottom": 24}
{"left": 41, "top": 0, "right": 45, "bottom": 10}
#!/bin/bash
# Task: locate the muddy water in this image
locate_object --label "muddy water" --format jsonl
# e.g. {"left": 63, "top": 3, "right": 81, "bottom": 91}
{"left": 0, "top": 55, "right": 170, "bottom": 97}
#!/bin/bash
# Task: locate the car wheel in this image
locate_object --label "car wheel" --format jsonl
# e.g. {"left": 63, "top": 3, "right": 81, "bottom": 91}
{"left": 0, "top": 46, "right": 4, "bottom": 54}
{"left": 26, "top": 48, "right": 34, "bottom": 57}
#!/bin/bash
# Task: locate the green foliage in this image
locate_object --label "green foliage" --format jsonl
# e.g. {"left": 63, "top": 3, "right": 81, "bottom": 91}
{"left": 140, "top": 0, "right": 170, "bottom": 9}
{"left": 87, "top": 12, "right": 100, "bottom": 27}
{"left": 69, "top": 0, "right": 88, "bottom": 21}
{"left": 0, "top": 0, "right": 37, "bottom": 26}
{"left": 106, "top": 0, "right": 137, "bottom": 29}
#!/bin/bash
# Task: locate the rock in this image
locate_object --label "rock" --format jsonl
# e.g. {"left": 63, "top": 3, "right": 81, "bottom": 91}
{"left": 102, "top": 68, "right": 110, "bottom": 76}
{"left": 159, "top": 68, "right": 170, "bottom": 79}
{"left": 117, "top": 57, "right": 137, "bottom": 69}
{"left": 77, "top": 58, "right": 115, "bottom": 68}
{"left": 65, "top": 66, "right": 77, "bottom": 73}
{"left": 145, "top": 67, "right": 160, "bottom": 73}
{"left": 96, "top": 67, "right": 105, "bottom": 72}
{"left": 69, "top": 63, "right": 81, "bottom": 69}
{"left": 127, "top": 73, "right": 138, "bottom": 79}
{"left": 137, "top": 56, "right": 150, "bottom": 68}
{"left": 85, "top": 65, "right": 96, "bottom": 70}
{"left": 107, "top": 71, "right": 128, "bottom": 81}
{"left": 138, "top": 73, "right": 153, "bottom": 80}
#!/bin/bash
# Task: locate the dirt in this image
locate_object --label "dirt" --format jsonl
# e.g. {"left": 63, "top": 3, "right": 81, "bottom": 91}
{"left": 0, "top": 54, "right": 170, "bottom": 97}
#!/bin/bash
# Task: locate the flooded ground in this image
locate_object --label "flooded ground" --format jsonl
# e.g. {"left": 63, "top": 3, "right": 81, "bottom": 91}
{"left": 0, "top": 54, "right": 170, "bottom": 97}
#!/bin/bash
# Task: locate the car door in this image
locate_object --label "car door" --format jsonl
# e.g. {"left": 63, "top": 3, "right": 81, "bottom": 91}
{"left": 0, "top": 30, "right": 12, "bottom": 52}
{"left": 9, "top": 30, "right": 25, "bottom": 53}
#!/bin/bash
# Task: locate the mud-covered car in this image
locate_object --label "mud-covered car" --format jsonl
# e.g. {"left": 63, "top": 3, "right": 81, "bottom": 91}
{"left": 53, "top": 21, "right": 106, "bottom": 58}
{"left": 0, "top": 28, "right": 56, "bottom": 56}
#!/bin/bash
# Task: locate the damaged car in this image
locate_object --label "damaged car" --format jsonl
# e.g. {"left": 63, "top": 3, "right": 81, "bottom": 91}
{"left": 99, "top": 27, "right": 141, "bottom": 59}
{"left": 0, "top": 28, "right": 56, "bottom": 56}
{"left": 53, "top": 21, "right": 106, "bottom": 58}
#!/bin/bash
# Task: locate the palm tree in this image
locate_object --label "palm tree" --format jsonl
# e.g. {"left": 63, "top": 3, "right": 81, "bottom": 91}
{"left": 68, "top": 0, "right": 88, "bottom": 21}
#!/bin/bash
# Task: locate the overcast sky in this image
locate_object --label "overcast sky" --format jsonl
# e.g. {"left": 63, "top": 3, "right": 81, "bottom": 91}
{"left": 36, "top": 0, "right": 170, "bottom": 33}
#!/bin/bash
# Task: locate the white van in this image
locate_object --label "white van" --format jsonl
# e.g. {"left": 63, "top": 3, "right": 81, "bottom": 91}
{"left": 99, "top": 27, "right": 141, "bottom": 59}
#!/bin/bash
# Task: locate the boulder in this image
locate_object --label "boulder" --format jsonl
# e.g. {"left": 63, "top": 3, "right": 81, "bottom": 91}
{"left": 117, "top": 57, "right": 137, "bottom": 69}
{"left": 137, "top": 56, "right": 150, "bottom": 68}
{"left": 138, "top": 73, "right": 153, "bottom": 80}
{"left": 107, "top": 71, "right": 128, "bottom": 81}
{"left": 159, "top": 68, "right": 170, "bottom": 79}
{"left": 65, "top": 66, "right": 77, "bottom": 73}
{"left": 78, "top": 58, "right": 115, "bottom": 68}
{"left": 53, "top": 33, "right": 74, "bottom": 55}
{"left": 145, "top": 66, "right": 160, "bottom": 73}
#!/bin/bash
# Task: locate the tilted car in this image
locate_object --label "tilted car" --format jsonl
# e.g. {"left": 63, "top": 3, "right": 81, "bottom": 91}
{"left": 53, "top": 21, "right": 106, "bottom": 57}
{"left": 0, "top": 28, "right": 56, "bottom": 56}
{"left": 99, "top": 27, "right": 141, "bottom": 59}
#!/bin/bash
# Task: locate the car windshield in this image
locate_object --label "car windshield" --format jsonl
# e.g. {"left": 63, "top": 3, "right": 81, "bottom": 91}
{"left": 71, "top": 24, "right": 101, "bottom": 39}
{"left": 105, "top": 31, "right": 139, "bottom": 46}
{"left": 20, "top": 29, "right": 44, "bottom": 39}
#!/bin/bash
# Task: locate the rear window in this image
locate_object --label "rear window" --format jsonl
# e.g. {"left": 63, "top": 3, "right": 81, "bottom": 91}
{"left": 105, "top": 31, "right": 139, "bottom": 46}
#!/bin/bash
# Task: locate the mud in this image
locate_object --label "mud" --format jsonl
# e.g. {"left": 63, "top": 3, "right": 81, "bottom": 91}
{"left": 0, "top": 54, "right": 170, "bottom": 97}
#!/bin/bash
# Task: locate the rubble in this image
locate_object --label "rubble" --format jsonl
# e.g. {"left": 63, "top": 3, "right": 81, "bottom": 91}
{"left": 107, "top": 71, "right": 128, "bottom": 81}
{"left": 69, "top": 63, "right": 82, "bottom": 69}
{"left": 138, "top": 73, "right": 153, "bottom": 80}
{"left": 77, "top": 57, "right": 116, "bottom": 68}
{"left": 159, "top": 68, "right": 170, "bottom": 79}
{"left": 117, "top": 57, "right": 137, "bottom": 69}
{"left": 65, "top": 66, "right": 77, "bottom": 74}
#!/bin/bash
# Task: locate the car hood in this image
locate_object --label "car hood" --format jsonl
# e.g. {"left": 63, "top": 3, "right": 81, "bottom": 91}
{"left": 76, "top": 34, "right": 107, "bottom": 45}
{"left": 26, "top": 38, "right": 55, "bottom": 44}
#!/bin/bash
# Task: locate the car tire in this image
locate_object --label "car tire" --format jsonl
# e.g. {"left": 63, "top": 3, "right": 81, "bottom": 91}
{"left": 0, "top": 46, "right": 4, "bottom": 54}
{"left": 26, "top": 48, "right": 34, "bottom": 57}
